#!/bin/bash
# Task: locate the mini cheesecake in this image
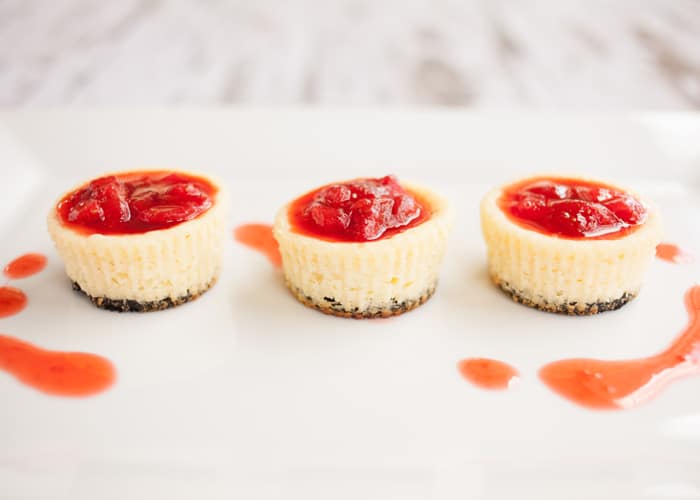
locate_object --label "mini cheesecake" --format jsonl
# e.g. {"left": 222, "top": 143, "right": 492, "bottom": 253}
{"left": 481, "top": 176, "right": 662, "bottom": 315}
{"left": 273, "top": 175, "right": 452, "bottom": 318}
{"left": 47, "top": 170, "right": 227, "bottom": 312}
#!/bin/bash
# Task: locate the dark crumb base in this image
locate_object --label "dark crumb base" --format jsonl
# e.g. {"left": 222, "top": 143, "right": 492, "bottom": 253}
{"left": 71, "top": 279, "right": 217, "bottom": 312}
{"left": 493, "top": 277, "right": 637, "bottom": 316}
{"left": 286, "top": 281, "right": 437, "bottom": 319}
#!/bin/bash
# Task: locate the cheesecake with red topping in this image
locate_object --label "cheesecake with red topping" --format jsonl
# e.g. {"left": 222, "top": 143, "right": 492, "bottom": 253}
{"left": 273, "top": 175, "right": 452, "bottom": 318}
{"left": 481, "top": 176, "right": 662, "bottom": 314}
{"left": 47, "top": 170, "right": 227, "bottom": 311}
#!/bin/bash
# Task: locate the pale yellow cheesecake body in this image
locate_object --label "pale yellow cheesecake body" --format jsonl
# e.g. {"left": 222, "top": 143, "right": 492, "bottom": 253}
{"left": 47, "top": 172, "right": 227, "bottom": 311}
{"left": 480, "top": 180, "right": 662, "bottom": 314}
{"left": 273, "top": 183, "right": 453, "bottom": 318}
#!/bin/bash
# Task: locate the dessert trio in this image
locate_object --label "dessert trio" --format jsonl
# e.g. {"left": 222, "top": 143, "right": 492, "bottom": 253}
{"left": 47, "top": 170, "right": 662, "bottom": 317}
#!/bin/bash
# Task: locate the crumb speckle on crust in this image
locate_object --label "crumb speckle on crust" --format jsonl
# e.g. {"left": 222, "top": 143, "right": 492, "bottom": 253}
{"left": 286, "top": 282, "right": 437, "bottom": 319}
{"left": 492, "top": 276, "right": 636, "bottom": 315}
{"left": 71, "top": 279, "right": 217, "bottom": 312}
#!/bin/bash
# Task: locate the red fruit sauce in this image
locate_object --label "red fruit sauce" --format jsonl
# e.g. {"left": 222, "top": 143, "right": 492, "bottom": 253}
{"left": 499, "top": 177, "right": 647, "bottom": 239}
{"left": 0, "top": 335, "right": 115, "bottom": 397}
{"left": 56, "top": 171, "right": 217, "bottom": 235}
{"left": 539, "top": 285, "right": 700, "bottom": 410}
{"left": 289, "top": 175, "right": 429, "bottom": 242}
{"left": 3, "top": 253, "right": 47, "bottom": 280}
{"left": 233, "top": 224, "right": 282, "bottom": 267}
{"left": 0, "top": 286, "right": 27, "bottom": 318}
{"left": 656, "top": 243, "right": 693, "bottom": 264}
{"left": 458, "top": 358, "right": 519, "bottom": 390}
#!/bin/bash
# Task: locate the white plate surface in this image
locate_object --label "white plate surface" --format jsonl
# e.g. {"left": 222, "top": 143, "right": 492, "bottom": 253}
{"left": 1, "top": 111, "right": 700, "bottom": 500}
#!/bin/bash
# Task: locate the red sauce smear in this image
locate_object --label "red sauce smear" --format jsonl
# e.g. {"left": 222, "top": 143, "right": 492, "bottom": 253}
{"left": 458, "top": 358, "right": 519, "bottom": 390}
{"left": 0, "top": 335, "right": 116, "bottom": 397}
{"left": 289, "top": 175, "right": 430, "bottom": 242}
{"left": 234, "top": 224, "right": 282, "bottom": 267}
{"left": 499, "top": 177, "right": 647, "bottom": 239}
{"left": 656, "top": 243, "right": 693, "bottom": 264}
{"left": 3, "top": 253, "right": 47, "bottom": 280}
{"left": 56, "top": 171, "right": 217, "bottom": 235}
{"left": 0, "top": 286, "right": 27, "bottom": 318}
{"left": 539, "top": 285, "right": 700, "bottom": 410}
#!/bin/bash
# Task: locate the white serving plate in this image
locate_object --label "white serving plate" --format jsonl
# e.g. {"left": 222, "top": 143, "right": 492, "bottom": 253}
{"left": 1, "top": 111, "right": 699, "bottom": 500}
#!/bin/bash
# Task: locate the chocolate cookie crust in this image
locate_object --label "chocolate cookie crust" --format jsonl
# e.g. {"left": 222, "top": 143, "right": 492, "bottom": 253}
{"left": 493, "top": 276, "right": 637, "bottom": 315}
{"left": 71, "top": 279, "right": 217, "bottom": 312}
{"left": 286, "top": 281, "right": 437, "bottom": 319}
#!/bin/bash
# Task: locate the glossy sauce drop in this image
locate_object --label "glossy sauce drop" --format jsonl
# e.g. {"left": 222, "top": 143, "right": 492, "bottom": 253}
{"left": 234, "top": 224, "right": 282, "bottom": 267}
{"left": 539, "top": 285, "right": 700, "bottom": 410}
{"left": 0, "top": 286, "right": 27, "bottom": 318}
{"left": 458, "top": 358, "right": 519, "bottom": 390}
{"left": 3, "top": 253, "right": 48, "bottom": 280}
{"left": 0, "top": 335, "right": 116, "bottom": 396}
{"left": 656, "top": 243, "right": 693, "bottom": 264}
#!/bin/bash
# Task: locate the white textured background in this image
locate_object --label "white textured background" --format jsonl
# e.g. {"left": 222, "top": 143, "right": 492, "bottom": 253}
{"left": 2, "top": 0, "right": 700, "bottom": 107}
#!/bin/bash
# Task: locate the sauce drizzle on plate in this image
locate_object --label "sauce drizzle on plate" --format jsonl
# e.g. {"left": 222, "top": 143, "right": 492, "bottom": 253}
{"left": 539, "top": 285, "right": 700, "bottom": 410}
{"left": 656, "top": 243, "right": 693, "bottom": 264}
{"left": 0, "top": 335, "right": 116, "bottom": 397}
{"left": 3, "top": 253, "right": 48, "bottom": 280}
{"left": 1, "top": 252, "right": 48, "bottom": 318}
{"left": 234, "top": 224, "right": 282, "bottom": 267}
{"left": 0, "top": 286, "right": 27, "bottom": 318}
{"left": 458, "top": 358, "right": 519, "bottom": 390}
